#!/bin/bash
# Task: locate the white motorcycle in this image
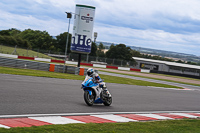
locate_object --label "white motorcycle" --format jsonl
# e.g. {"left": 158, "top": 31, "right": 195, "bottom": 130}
{"left": 81, "top": 75, "right": 112, "bottom": 106}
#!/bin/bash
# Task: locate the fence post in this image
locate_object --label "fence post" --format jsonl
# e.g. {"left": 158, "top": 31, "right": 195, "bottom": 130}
{"left": 87, "top": 54, "right": 89, "bottom": 63}
{"left": 75, "top": 67, "right": 79, "bottom": 75}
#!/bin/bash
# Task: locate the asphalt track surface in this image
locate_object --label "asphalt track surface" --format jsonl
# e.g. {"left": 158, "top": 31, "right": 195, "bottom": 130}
{"left": 0, "top": 74, "right": 200, "bottom": 116}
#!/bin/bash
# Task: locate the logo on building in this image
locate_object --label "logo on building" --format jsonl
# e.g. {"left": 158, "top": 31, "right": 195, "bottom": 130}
{"left": 81, "top": 14, "right": 93, "bottom": 23}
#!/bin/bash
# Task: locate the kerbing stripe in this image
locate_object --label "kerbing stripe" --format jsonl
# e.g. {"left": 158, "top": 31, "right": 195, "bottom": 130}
{"left": 169, "top": 113, "right": 199, "bottom": 118}
{"left": 139, "top": 114, "right": 173, "bottom": 120}
{"left": 0, "top": 124, "right": 10, "bottom": 129}
{"left": 65, "top": 116, "right": 115, "bottom": 123}
{"left": 186, "top": 113, "right": 200, "bottom": 117}
{"left": 92, "top": 114, "right": 137, "bottom": 122}
{"left": 29, "top": 116, "right": 85, "bottom": 124}
{"left": 155, "top": 113, "right": 187, "bottom": 119}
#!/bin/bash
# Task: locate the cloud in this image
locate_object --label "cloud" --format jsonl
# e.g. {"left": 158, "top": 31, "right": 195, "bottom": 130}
{"left": 94, "top": 22, "right": 200, "bottom": 55}
{"left": 93, "top": 0, "right": 200, "bottom": 34}
{"left": 0, "top": 0, "right": 200, "bottom": 56}
{"left": 0, "top": 8, "right": 68, "bottom": 36}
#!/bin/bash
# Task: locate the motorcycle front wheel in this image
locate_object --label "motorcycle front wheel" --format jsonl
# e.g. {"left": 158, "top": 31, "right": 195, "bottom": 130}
{"left": 84, "top": 91, "right": 94, "bottom": 106}
{"left": 103, "top": 97, "right": 112, "bottom": 106}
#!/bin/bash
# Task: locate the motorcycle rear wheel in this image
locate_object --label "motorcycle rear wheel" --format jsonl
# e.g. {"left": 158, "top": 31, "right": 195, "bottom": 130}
{"left": 84, "top": 91, "right": 94, "bottom": 106}
{"left": 103, "top": 97, "right": 112, "bottom": 106}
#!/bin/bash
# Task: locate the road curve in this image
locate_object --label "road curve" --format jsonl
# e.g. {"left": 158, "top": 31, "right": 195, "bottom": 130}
{"left": 0, "top": 74, "right": 200, "bottom": 115}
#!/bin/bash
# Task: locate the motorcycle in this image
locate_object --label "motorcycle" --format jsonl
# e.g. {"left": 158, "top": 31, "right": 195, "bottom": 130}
{"left": 81, "top": 75, "right": 112, "bottom": 106}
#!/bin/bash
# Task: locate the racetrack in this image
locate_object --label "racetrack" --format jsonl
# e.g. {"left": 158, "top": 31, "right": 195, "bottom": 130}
{"left": 0, "top": 74, "right": 200, "bottom": 116}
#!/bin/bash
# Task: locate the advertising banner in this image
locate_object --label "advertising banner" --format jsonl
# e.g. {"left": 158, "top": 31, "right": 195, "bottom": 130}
{"left": 70, "top": 4, "right": 96, "bottom": 54}
{"left": 140, "top": 63, "right": 159, "bottom": 70}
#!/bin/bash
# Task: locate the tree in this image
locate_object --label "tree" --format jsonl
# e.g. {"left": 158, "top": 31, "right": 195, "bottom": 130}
{"left": 176, "top": 60, "right": 184, "bottom": 63}
{"left": 0, "top": 35, "right": 31, "bottom": 48}
{"left": 106, "top": 44, "right": 132, "bottom": 61}
{"left": 131, "top": 50, "right": 141, "bottom": 57}
{"left": 0, "top": 30, "right": 10, "bottom": 36}
{"left": 89, "top": 42, "right": 97, "bottom": 56}
{"left": 96, "top": 43, "right": 105, "bottom": 57}
{"left": 55, "top": 32, "right": 72, "bottom": 53}
{"left": 0, "top": 28, "right": 21, "bottom": 36}
{"left": 19, "top": 29, "right": 53, "bottom": 50}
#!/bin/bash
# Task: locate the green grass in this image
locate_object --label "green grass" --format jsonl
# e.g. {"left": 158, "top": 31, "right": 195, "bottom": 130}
{"left": 0, "top": 66, "right": 85, "bottom": 80}
{"left": 0, "top": 66, "right": 180, "bottom": 88}
{"left": 0, "top": 45, "right": 56, "bottom": 59}
{"left": 0, "top": 119, "right": 200, "bottom": 133}
{"left": 100, "top": 69, "right": 200, "bottom": 87}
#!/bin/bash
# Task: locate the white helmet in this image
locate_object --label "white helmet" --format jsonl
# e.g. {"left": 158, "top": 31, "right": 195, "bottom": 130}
{"left": 87, "top": 68, "right": 94, "bottom": 76}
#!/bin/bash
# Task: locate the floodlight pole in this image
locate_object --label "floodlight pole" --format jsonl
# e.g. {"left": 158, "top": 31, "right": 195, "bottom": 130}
{"left": 94, "top": 32, "right": 97, "bottom": 43}
{"left": 63, "top": 12, "right": 72, "bottom": 73}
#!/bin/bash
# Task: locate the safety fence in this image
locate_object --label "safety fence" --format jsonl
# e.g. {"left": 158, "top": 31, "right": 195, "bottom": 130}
{"left": 0, "top": 53, "right": 144, "bottom": 72}
{"left": 0, "top": 57, "right": 81, "bottom": 74}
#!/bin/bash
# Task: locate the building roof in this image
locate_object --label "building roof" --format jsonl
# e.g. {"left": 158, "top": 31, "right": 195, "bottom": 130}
{"left": 133, "top": 57, "right": 200, "bottom": 70}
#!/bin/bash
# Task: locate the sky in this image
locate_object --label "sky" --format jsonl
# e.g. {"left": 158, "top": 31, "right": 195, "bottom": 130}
{"left": 0, "top": 0, "right": 200, "bottom": 56}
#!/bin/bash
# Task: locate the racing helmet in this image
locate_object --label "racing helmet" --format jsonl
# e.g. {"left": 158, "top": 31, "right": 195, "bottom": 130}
{"left": 87, "top": 68, "right": 94, "bottom": 76}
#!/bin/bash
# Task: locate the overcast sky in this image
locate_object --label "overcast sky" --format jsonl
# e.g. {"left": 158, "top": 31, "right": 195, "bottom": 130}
{"left": 0, "top": 0, "right": 200, "bottom": 56}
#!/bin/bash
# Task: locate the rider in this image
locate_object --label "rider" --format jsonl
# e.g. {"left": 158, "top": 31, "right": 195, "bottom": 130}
{"left": 87, "top": 68, "right": 107, "bottom": 91}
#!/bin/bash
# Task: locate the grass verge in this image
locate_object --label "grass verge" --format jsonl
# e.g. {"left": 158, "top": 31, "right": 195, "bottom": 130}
{"left": 0, "top": 66, "right": 180, "bottom": 88}
{"left": 0, "top": 119, "right": 200, "bottom": 133}
{"left": 0, "top": 45, "right": 56, "bottom": 59}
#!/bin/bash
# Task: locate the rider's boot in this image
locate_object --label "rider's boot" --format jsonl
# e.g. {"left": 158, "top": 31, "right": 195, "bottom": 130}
{"left": 102, "top": 87, "right": 111, "bottom": 97}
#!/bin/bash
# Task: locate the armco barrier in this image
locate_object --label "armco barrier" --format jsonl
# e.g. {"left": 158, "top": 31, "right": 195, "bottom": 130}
{"left": 51, "top": 59, "right": 65, "bottom": 63}
{"left": 93, "top": 64, "right": 106, "bottom": 68}
{"left": 0, "top": 53, "right": 145, "bottom": 73}
{"left": 0, "top": 56, "right": 77, "bottom": 74}
{"left": 130, "top": 68, "right": 141, "bottom": 72}
{"left": 118, "top": 67, "right": 130, "bottom": 71}
{"left": 0, "top": 53, "right": 18, "bottom": 58}
{"left": 18, "top": 56, "right": 34, "bottom": 60}
{"left": 35, "top": 58, "right": 51, "bottom": 62}
{"left": 141, "top": 69, "right": 150, "bottom": 73}
{"left": 0, "top": 57, "right": 49, "bottom": 71}
{"left": 106, "top": 65, "right": 118, "bottom": 69}
{"left": 80, "top": 62, "right": 93, "bottom": 66}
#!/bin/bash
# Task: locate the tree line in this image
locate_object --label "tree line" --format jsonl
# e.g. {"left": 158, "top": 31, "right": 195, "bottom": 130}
{"left": 0, "top": 28, "right": 135, "bottom": 62}
{"left": 0, "top": 28, "right": 199, "bottom": 65}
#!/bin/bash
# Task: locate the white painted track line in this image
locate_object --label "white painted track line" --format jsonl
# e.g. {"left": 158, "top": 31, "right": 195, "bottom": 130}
{"left": 138, "top": 114, "right": 173, "bottom": 120}
{"left": 0, "top": 124, "right": 10, "bottom": 129}
{"left": 169, "top": 113, "right": 199, "bottom": 118}
{"left": 29, "top": 116, "right": 85, "bottom": 124}
{"left": 92, "top": 114, "right": 137, "bottom": 122}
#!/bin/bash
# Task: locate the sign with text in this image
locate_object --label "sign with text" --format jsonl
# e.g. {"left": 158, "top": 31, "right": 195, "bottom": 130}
{"left": 70, "top": 4, "right": 96, "bottom": 54}
{"left": 140, "top": 63, "right": 159, "bottom": 70}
